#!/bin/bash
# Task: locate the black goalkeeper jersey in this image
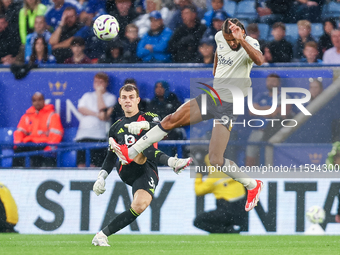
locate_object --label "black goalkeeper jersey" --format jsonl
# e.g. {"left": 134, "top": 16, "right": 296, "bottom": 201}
{"left": 101, "top": 111, "right": 163, "bottom": 185}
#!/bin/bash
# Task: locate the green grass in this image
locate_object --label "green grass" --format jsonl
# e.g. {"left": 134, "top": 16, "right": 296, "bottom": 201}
{"left": 0, "top": 234, "right": 339, "bottom": 255}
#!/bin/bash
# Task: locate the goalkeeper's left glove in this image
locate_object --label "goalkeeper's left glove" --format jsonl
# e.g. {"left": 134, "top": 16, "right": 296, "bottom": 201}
{"left": 93, "top": 170, "right": 108, "bottom": 196}
{"left": 124, "top": 121, "right": 150, "bottom": 135}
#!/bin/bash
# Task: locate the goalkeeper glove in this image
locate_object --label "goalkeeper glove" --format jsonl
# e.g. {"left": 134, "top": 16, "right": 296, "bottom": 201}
{"left": 93, "top": 170, "right": 108, "bottom": 196}
{"left": 124, "top": 121, "right": 150, "bottom": 135}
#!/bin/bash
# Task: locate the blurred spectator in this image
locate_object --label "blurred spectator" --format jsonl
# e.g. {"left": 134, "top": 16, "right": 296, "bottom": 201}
{"left": 308, "top": 77, "right": 323, "bottom": 100}
{"left": 64, "top": 37, "right": 91, "bottom": 63}
{"left": 0, "top": 0, "right": 21, "bottom": 41}
{"left": 268, "top": 22, "right": 293, "bottom": 63}
{"left": 294, "top": 20, "right": 316, "bottom": 60}
{"left": 246, "top": 23, "right": 266, "bottom": 47}
{"left": 25, "top": 16, "right": 52, "bottom": 63}
{"left": 49, "top": 7, "right": 83, "bottom": 63}
{"left": 255, "top": 0, "right": 294, "bottom": 25}
{"left": 0, "top": 15, "right": 20, "bottom": 65}
{"left": 167, "top": 0, "right": 204, "bottom": 31}
{"left": 137, "top": 11, "right": 172, "bottom": 63}
{"left": 197, "top": 37, "right": 214, "bottom": 64}
{"left": 98, "top": 39, "right": 124, "bottom": 63}
{"left": 19, "top": 0, "right": 47, "bottom": 44}
{"left": 262, "top": 44, "right": 273, "bottom": 64}
{"left": 194, "top": 155, "right": 247, "bottom": 233}
{"left": 44, "top": 0, "right": 82, "bottom": 30}
{"left": 0, "top": 183, "right": 18, "bottom": 233}
{"left": 291, "top": 0, "right": 324, "bottom": 23}
{"left": 147, "top": 80, "right": 185, "bottom": 142}
{"left": 202, "top": 0, "right": 226, "bottom": 28}
{"left": 13, "top": 92, "right": 64, "bottom": 167}
{"left": 75, "top": 72, "right": 116, "bottom": 167}
{"left": 318, "top": 18, "right": 336, "bottom": 59}
{"left": 80, "top": 0, "right": 105, "bottom": 22}
{"left": 72, "top": 12, "right": 108, "bottom": 60}
{"left": 28, "top": 35, "right": 56, "bottom": 64}
{"left": 147, "top": 80, "right": 181, "bottom": 119}
{"left": 110, "top": 78, "right": 149, "bottom": 123}
{"left": 106, "top": 0, "right": 139, "bottom": 39}
{"left": 202, "top": 10, "right": 227, "bottom": 46}
{"left": 134, "top": 0, "right": 170, "bottom": 38}
{"left": 168, "top": 5, "right": 206, "bottom": 63}
{"left": 121, "top": 23, "right": 140, "bottom": 63}
{"left": 323, "top": 29, "right": 340, "bottom": 64}
{"left": 246, "top": 74, "right": 291, "bottom": 167}
{"left": 300, "top": 41, "right": 322, "bottom": 63}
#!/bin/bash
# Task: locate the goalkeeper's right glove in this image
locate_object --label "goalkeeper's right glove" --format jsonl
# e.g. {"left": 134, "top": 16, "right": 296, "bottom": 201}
{"left": 93, "top": 170, "right": 108, "bottom": 196}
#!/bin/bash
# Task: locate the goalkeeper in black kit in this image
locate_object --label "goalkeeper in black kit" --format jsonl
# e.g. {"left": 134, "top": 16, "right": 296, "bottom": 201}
{"left": 92, "top": 84, "right": 192, "bottom": 246}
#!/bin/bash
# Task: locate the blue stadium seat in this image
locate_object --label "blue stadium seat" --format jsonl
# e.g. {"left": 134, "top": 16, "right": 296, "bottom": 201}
{"left": 311, "top": 23, "right": 323, "bottom": 40}
{"left": 284, "top": 24, "right": 299, "bottom": 44}
{"left": 258, "top": 23, "right": 269, "bottom": 41}
{"left": 235, "top": 1, "right": 257, "bottom": 21}
{"left": 0, "top": 127, "right": 15, "bottom": 167}
{"left": 322, "top": 2, "right": 340, "bottom": 18}
{"left": 62, "top": 127, "right": 78, "bottom": 142}
{"left": 224, "top": 1, "right": 236, "bottom": 16}
{"left": 0, "top": 127, "right": 15, "bottom": 143}
{"left": 61, "top": 150, "right": 77, "bottom": 167}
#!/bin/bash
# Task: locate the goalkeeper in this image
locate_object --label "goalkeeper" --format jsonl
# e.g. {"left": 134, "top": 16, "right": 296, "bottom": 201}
{"left": 194, "top": 155, "right": 247, "bottom": 233}
{"left": 92, "top": 84, "right": 192, "bottom": 246}
{"left": 0, "top": 183, "right": 19, "bottom": 233}
{"left": 325, "top": 141, "right": 340, "bottom": 223}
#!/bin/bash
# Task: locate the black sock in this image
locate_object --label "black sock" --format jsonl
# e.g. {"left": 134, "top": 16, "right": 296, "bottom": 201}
{"left": 102, "top": 208, "right": 139, "bottom": 236}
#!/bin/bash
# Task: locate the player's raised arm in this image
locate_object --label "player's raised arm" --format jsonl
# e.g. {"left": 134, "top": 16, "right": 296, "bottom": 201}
{"left": 228, "top": 20, "right": 264, "bottom": 66}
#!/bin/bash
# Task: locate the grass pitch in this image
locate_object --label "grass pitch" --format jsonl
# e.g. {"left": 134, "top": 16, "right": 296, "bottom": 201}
{"left": 0, "top": 234, "right": 339, "bottom": 255}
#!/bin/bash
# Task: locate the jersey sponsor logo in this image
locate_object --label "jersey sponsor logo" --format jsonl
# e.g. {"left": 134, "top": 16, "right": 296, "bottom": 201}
{"left": 217, "top": 54, "right": 233, "bottom": 66}
{"left": 117, "top": 128, "right": 124, "bottom": 134}
{"left": 254, "top": 43, "right": 259, "bottom": 47}
{"left": 124, "top": 134, "right": 136, "bottom": 146}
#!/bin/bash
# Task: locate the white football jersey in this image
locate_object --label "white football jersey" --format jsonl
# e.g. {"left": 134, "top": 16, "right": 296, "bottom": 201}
{"left": 213, "top": 31, "right": 261, "bottom": 103}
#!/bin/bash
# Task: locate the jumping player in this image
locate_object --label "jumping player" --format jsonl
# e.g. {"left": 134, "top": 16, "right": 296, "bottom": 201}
{"left": 110, "top": 18, "right": 265, "bottom": 212}
{"left": 92, "top": 84, "right": 192, "bottom": 246}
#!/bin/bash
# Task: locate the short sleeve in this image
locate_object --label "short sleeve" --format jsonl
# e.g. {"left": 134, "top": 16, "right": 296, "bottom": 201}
{"left": 246, "top": 37, "right": 261, "bottom": 52}
{"left": 78, "top": 93, "right": 90, "bottom": 108}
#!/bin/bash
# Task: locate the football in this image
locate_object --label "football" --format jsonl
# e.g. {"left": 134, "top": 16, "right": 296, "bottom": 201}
{"left": 306, "top": 205, "right": 326, "bottom": 224}
{"left": 93, "top": 15, "right": 120, "bottom": 41}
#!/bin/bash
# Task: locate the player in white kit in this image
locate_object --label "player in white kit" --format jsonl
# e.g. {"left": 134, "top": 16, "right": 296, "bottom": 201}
{"left": 110, "top": 18, "right": 265, "bottom": 212}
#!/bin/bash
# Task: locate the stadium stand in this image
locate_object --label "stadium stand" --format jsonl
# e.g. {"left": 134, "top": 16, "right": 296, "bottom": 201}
{"left": 235, "top": 0, "right": 257, "bottom": 21}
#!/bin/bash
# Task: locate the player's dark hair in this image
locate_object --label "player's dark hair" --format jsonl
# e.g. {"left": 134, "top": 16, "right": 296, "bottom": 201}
{"left": 222, "top": 18, "right": 246, "bottom": 35}
{"left": 267, "top": 73, "right": 280, "bottom": 80}
{"left": 119, "top": 84, "right": 139, "bottom": 98}
{"left": 94, "top": 72, "right": 109, "bottom": 84}
{"left": 124, "top": 78, "right": 137, "bottom": 86}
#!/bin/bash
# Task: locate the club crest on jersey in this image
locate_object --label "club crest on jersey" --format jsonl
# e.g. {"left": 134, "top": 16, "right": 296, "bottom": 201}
{"left": 218, "top": 55, "right": 233, "bottom": 66}
{"left": 124, "top": 134, "right": 136, "bottom": 146}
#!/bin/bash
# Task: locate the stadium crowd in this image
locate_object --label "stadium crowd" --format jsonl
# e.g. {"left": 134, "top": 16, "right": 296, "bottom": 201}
{"left": 1, "top": 0, "right": 340, "bottom": 66}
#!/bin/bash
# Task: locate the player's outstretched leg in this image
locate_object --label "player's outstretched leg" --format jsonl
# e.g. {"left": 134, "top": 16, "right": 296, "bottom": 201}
{"left": 92, "top": 207, "right": 140, "bottom": 246}
{"left": 168, "top": 155, "right": 193, "bottom": 174}
{"left": 245, "top": 180, "right": 263, "bottom": 211}
{"left": 92, "top": 231, "right": 110, "bottom": 246}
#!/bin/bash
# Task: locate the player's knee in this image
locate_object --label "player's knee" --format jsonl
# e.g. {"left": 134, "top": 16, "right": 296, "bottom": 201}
{"left": 131, "top": 199, "right": 150, "bottom": 215}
